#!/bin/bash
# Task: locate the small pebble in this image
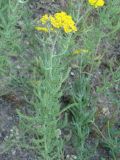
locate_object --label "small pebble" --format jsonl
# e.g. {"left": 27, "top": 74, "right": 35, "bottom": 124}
{"left": 11, "top": 149, "right": 16, "bottom": 156}
{"left": 102, "top": 107, "right": 110, "bottom": 116}
{"left": 70, "top": 72, "right": 75, "bottom": 76}
{"left": 66, "top": 154, "right": 77, "bottom": 160}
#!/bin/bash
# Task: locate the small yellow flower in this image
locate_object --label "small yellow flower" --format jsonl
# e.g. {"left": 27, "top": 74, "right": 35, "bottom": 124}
{"left": 35, "top": 27, "right": 48, "bottom": 32}
{"left": 35, "top": 26, "right": 54, "bottom": 32}
{"left": 72, "top": 49, "right": 89, "bottom": 55}
{"left": 88, "top": 0, "right": 105, "bottom": 8}
{"left": 40, "top": 14, "right": 49, "bottom": 24}
{"left": 50, "top": 15, "right": 62, "bottom": 28}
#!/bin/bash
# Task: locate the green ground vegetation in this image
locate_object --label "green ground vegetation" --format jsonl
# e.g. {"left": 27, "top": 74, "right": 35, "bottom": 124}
{"left": 0, "top": 0, "right": 120, "bottom": 160}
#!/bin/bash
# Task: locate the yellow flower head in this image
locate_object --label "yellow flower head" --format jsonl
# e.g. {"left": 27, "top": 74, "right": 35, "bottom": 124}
{"left": 72, "top": 49, "right": 89, "bottom": 55}
{"left": 88, "top": 0, "right": 105, "bottom": 8}
{"left": 35, "top": 27, "right": 48, "bottom": 32}
{"left": 50, "top": 12, "right": 77, "bottom": 33}
{"left": 40, "top": 14, "right": 49, "bottom": 24}
{"left": 50, "top": 15, "right": 62, "bottom": 28}
{"left": 35, "top": 26, "right": 54, "bottom": 32}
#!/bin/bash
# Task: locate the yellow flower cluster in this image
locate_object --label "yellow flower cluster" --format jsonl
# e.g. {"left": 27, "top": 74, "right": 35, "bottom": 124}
{"left": 49, "top": 12, "right": 77, "bottom": 33}
{"left": 35, "top": 12, "right": 77, "bottom": 33}
{"left": 88, "top": 0, "right": 105, "bottom": 8}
